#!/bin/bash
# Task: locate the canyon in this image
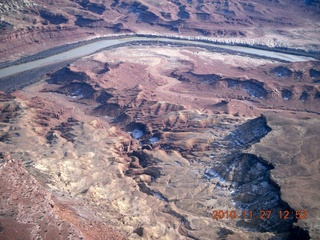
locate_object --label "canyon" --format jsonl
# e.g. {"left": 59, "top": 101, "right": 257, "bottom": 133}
{"left": 0, "top": 0, "right": 320, "bottom": 240}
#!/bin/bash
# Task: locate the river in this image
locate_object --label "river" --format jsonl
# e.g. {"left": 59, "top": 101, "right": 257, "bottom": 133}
{"left": 0, "top": 36, "right": 316, "bottom": 79}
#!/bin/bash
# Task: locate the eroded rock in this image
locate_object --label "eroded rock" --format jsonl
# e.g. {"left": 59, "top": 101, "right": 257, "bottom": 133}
{"left": 225, "top": 115, "right": 271, "bottom": 148}
{"left": 56, "top": 82, "right": 96, "bottom": 99}
{"left": 281, "top": 89, "right": 293, "bottom": 100}
{"left": 39, "top": 9, "right": 68, "bottom": 25}
{"left": 47, "top": 67, "right": 90, "bottom": 85}
{"left": 271, "top": 66, "right": 292, "bottom": 78}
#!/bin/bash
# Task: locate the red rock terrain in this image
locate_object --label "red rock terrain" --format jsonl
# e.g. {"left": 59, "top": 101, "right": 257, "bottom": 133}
{"left": 0, "top": 42, "right": 319, "bottom": 239}
{"left": 1, "top": 0, "right": 320, "bottom": 61}
{"left": 0, "top": 93, "right": 125, "bottom": 239}
{"left": 1, "top": 1, "right": 320, "bottom": 240}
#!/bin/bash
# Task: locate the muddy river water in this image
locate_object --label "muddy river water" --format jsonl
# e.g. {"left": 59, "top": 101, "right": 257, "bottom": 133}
{"left": 0, "top": 35, "right": 316, "bottom": 79}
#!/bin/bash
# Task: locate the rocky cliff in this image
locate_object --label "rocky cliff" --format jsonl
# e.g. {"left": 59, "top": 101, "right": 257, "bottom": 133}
{"left": 1, "top": 43, "right": 319, "bottom": 239}
{"left": 0, "top": 0, "right": 320, "bottom": 61}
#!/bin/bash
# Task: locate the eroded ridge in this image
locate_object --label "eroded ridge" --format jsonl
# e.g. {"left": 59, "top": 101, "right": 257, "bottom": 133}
{"left": 0, "top": 44, "right": 319, "bottom": 239}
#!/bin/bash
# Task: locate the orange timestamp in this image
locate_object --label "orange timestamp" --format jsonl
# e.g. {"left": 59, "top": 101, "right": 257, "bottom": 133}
{"left": 212, "top": 209, "right": 308, "bottom": 220}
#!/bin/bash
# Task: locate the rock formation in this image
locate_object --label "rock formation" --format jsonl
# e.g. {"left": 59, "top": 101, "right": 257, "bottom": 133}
{"left": 1, "top": 0, "right": 320, "bottom": 61}
{"left": 0, "top": 1, "right": 320, "bottom": 239}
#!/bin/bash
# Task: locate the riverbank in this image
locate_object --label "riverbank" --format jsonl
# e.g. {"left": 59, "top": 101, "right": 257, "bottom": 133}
{"left": 1, "top": 33, "right": 319, "bottom": 70}
{"left": 1, "top": 34, "right": 319, "bottom": 93}
{"left": 0, "top": 60, "right": 73, "bottom": 93}
{"left": 1, "top": 35, "right": 318, "bottom": 80}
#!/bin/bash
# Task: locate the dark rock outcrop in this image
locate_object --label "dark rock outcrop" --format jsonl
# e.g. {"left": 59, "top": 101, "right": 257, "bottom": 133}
{"left": 129, "top": 1, "right": 159, "bottom": 24}
{"left": 0, "top": 20, "right": 13, "bottom": 30}
{"left": 241, "top": 80, "right": 268, "bottom": 98}
{"left": 126, "top": 150, "right": 162, "bottom": 180}
{"left": 281, "top": 89, "right": 293, "bottom": 100}
{"left": 56, "top": 82, "right": 96, "bottom": 99}
{"left": 310, "top": 68, "right": 320, "bottom": 78}
{"left": 47, "top": 67, "right": 90, "bottom": 85}
{"left": 93, "top": 103, "right": 124, "bottom": 117}
{"left": 75, "top": 0, "right": 106, "bottom": 15}
{"left": 39, "top": 9, "right": 68, "bottom": 25}
{"left": 74, "top": 16, "right": 102, "bottom": 27}
{"left": 178, "top": 5, "right": 190, "bottom": 19}
{"left": 210, "top": 153, "right": 308, "bottom": 235}
{"left": 188, "top": 72, "right": 222, "bottom": 84}
{"left": 299, "top": 91, "right": 309, "bottom": 102}
{"left": 196, "top": 12, "right": 211, "bottom": 21}
{"left": 207, "top": 115, "right": 310, "bottom": 238}
{"left": 271, "top": 66, "right": 292, "bottom": 78}
{"left": 52, "top": 120, "right": 80, "bottom": 142}
{"left": 225, "top": 115, "right": 271, "bottom": 149}
{"left": 96, "top": 90, "right": 113, "bottom": 103}
{"left": 160, "top": 12, "right": 171, "bottom": 20}
{"left": 171, "top": 72, "right": 267, "bottom": 98}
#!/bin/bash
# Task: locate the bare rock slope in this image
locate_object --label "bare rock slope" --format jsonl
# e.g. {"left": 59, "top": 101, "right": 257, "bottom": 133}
{"left": 1, "top": 43, "right": 319, "bottom": 239}
{"left": 1, "top": 0, "right": 320, "bottom": 60}
{"left": 0, "top": 1, "right": 320, "bottom": 240}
